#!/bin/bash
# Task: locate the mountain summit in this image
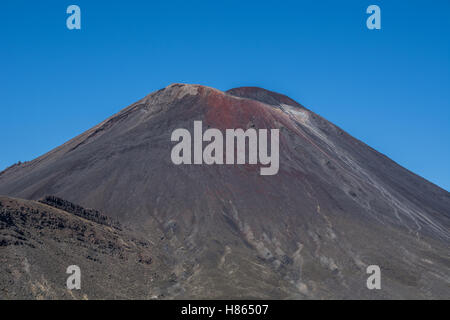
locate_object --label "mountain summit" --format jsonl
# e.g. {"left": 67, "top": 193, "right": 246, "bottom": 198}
{"left": 0, "top": 83, "right": 449, "bottom": 299}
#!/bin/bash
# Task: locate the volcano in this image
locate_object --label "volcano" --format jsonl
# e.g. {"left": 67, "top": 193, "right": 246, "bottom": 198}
{"left": 0, "top": 83, "right": 449, "bottom": 299}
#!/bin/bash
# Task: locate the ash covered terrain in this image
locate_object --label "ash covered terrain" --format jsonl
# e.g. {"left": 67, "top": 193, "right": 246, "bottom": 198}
{"left": 0, "top": 84, "right": 449, "bottom": 299}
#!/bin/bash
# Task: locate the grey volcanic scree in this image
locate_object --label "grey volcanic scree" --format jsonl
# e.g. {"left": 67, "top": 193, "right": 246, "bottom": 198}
{"left": 0, "top": 84, "right": 448, "bottom": 300}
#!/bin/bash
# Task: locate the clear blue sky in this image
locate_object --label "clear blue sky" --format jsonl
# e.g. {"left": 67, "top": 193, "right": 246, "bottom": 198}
{"left": 1, "top": 0, "right": 449, "bottom": 191}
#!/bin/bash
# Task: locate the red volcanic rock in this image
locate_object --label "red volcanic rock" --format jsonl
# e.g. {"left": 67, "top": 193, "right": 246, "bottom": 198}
{"left": 0, "top": 83, "right": 448, "bottom": 299}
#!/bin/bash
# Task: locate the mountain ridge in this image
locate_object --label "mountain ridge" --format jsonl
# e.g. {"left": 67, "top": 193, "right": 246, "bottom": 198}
{"left": 0, "top": 83, "right": 448, "bottom": 299}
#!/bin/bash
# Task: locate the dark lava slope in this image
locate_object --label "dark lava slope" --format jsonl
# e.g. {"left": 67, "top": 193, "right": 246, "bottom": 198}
{"left": 0, "top": 84, "right": 449, "bottom": 299}
{"left": 0, "top": 196, "right": 170, "bottom": 299}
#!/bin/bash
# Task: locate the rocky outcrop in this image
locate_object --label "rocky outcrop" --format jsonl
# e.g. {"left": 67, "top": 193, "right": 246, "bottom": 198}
{"left": 39, "top": 196, "right": 121, "bottom": 230}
